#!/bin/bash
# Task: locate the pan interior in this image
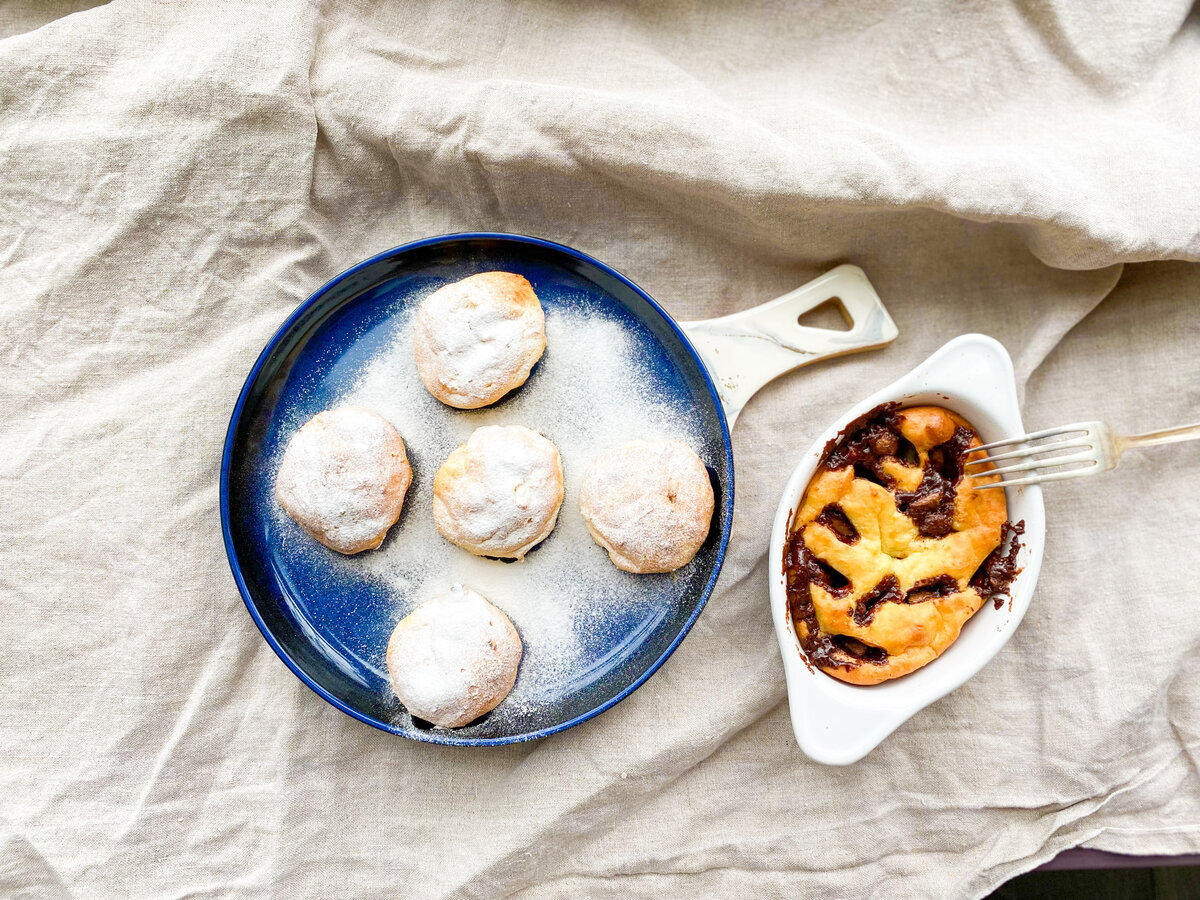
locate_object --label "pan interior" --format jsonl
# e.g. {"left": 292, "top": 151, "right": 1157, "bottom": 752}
{"left": 224, "top": 235, "right": 732, "bottom": 744}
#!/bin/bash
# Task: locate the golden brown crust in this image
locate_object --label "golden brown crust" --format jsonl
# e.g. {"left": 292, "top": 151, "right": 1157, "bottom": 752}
{"left": 791, "top": 406, "right": 1006, "bottom": 685}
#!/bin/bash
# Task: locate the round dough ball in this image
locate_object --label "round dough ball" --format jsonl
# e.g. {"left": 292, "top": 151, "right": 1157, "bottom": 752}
{"left": 387, "top": 584, "right": 523, "bottom": 728}
{"left": 413, "top": 271, "right": 546, "bottom": 409}
{"left": 275, "top": 406, "right": 412, "bottom": 555}
{"left": 580, "top": 440, "right": 715, "bottom": 574}
{"left": 433, "top": 425, "right": 564, "bottom": 559}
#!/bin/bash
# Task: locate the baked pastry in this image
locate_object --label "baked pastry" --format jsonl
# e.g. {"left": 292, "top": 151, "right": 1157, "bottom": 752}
{"left": 433, "top": 425, "right": 564, "bottom": 559}
{"left": 579, "top": 440, "right": 714, "bottom": 574}
{"left": 784, "top": 404, "right": 1019, "bottom": 685}
{"left": 413, "top": 271, "right": 546, "bottom": 409}
{"left": 275, "top": 406, "right": 412, "bottom": 554}
{"left": 386, "top": 584, "right": 523, "bottom": 728}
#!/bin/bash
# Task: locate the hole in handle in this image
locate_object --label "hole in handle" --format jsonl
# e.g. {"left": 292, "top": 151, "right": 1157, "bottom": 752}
{"left": 797, "top": 298, "right": 853, "bottom": 332}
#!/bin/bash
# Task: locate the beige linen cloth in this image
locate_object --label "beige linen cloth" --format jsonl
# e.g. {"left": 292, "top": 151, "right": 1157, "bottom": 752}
{"left": 2, "top": 1, "right": 1198, "bottom": 897}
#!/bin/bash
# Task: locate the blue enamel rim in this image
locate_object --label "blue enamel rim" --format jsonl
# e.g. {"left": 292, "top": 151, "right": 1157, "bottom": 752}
{"left": 219, "top": 232, "right": 735, "bottom": 746}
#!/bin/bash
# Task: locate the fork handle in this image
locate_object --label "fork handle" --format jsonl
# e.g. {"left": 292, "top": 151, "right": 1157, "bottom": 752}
{"left": 1121, "top": 421, "right": 1200, "bottom": 451}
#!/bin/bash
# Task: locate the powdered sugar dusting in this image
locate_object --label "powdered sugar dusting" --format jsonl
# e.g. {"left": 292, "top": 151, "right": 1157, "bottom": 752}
{"left": 413, "top": 273, "right": 544, "bottom": 408}
{"left": 274, "top": 406, "right": 411, "bottom": 554}
{"left": 433, "top": 425, "right": 563, "bottom": 558}
{"left": 267, "top": 293, "right": 707, "bottom": 731}
{"left": 580, "top": 440, "right": 715, "bottom": 574}
{"left": 386, "top": 584, "right": 523, "bottom": 728}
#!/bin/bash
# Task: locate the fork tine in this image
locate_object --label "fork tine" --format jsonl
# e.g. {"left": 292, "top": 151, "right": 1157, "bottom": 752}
{"left": 970, "top": 449, "right": 1097, "bottom": 478}
{"left": 964, "top": 439, "right": 1093, "bottom": 467}
{"left": 974, "top": 461, "right": 1101, "bottom": 489}
{"left": 972, "top": 423, "right": 1093, "bottom": 453}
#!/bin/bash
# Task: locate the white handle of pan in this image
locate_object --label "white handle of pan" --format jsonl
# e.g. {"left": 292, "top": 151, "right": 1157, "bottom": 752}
{"left": 678, "top": 265, "right": 898, "bottom": 428}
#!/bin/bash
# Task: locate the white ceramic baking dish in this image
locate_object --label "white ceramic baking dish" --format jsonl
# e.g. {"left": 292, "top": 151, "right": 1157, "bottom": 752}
{"left": 768, "top": 334, "right": 1046, "bottom": 765}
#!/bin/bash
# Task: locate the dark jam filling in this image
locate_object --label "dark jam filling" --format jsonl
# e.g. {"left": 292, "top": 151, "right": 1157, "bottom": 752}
{"left": 851, "top": 573, "right": 962, "bottom": 626}
{"left": 971, "top": 520, "right": 1026, "bottom": 609}
{"left": 823, "top": 402, "right": 903, "bottom": 485}
{"left": 821, "top": 403, "right": 974, "bottom": 538}
{"left": 893, "top": 426, "right": 975, "bottom": 539}
{"left": 831, "top": 635, "right": 887, "bottom": 663}
{"left": 786, "top": 403, "right": 1028, "bottom": 669}
{"left": 851, "top": 575, "right": 903, "bottom": 625}
{"left": 907, "top": 574, "right": 961, "bottom": 602}
{"left": 814, "top": 504, "right": 859, "bottom": 544}
{"left": 783, "top": 524, "right": 863, "bottom": 669}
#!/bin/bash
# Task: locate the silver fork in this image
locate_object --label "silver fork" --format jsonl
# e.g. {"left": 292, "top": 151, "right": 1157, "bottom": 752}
{"left": 965, "top": 420, "right": 1200, "bottom": 489}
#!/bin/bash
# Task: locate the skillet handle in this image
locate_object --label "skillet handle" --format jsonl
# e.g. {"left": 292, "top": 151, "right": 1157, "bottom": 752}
{"left": 678, "top": 265, "right": 898, "bottom": 428}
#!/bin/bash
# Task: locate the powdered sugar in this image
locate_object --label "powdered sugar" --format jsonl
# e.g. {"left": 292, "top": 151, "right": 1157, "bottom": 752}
{"left": 580, "top": 440, "right": 715, "bottom": 574}
{"left": 268, "top": 292, "right": 707, "bottom": 731}
{"left": 433, "top": 425, "right": 563, "bottom": 558}
{"left": 413, "top": 273, "right": 545, "bottom": 408}
{"left": 274, "top": 406, "right": 412, "bottom": 554}
{"left": 386, "top": 584, "right": 523, "bottom": 728}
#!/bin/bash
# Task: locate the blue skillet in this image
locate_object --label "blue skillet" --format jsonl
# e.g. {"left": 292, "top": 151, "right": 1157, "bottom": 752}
{"left": 220, "top": 233, "right": 896, "bottom": 745}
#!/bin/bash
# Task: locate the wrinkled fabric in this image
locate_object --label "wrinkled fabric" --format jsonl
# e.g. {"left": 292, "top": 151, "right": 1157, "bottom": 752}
{"left": 1, "top": 1, "right": 1198, "bottom": 898}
